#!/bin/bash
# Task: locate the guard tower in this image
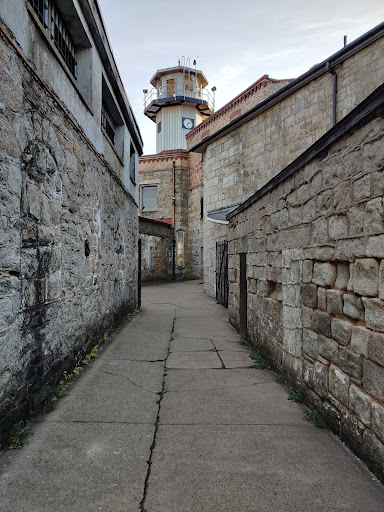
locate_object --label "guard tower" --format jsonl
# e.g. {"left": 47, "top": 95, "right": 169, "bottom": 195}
{"left": 143, "top": 58, "right": 215, "bottom": 152}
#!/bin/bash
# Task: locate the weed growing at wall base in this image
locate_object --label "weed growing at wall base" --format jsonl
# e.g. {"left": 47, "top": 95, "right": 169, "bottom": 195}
{"left": 303, "top": 406, "right": 328, "bottom": 429}
{"left": 238, "top": 338, "right": 271, "bottom": 370}
{"left": 7, "top": 423, "right": 30, "bottom": 449}
{"left": 288, "top": 389, "right": 303, "bottom": 403}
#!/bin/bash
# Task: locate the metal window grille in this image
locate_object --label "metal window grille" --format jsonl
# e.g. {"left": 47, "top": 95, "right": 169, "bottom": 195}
{"left": 101, "top": 102, "right": 116, "bottom": 144}
{"left": 28, "top": 0, "right": 77, "bottom": 78}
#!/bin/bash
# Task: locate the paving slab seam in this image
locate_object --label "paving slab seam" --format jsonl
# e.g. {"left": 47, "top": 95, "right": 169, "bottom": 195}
{"left": 98, "top": 369, "right": 161, "bottom": 394}
{"left": 164, "top": 380, "right": 275, "bottom": 392}
{"left": 139, "top": 312, "right": 175, "bottom": 512}
{"left": 40, "top": 420, "right": 157, "bottom": 425}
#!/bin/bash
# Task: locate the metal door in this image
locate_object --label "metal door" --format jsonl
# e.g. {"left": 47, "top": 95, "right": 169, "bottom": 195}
{"left": 216, "top": 240, "right": 228, "bottom": 308}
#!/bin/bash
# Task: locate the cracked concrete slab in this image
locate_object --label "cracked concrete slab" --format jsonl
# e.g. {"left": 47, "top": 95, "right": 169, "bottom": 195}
{"left": 219, "top": 350, "right": 252, "bottom": 362}
{"left": 0, "top": 422, "right": 154, "bottom": 512}
{"left": 145, "top": 424, "right": 384, "bottom": 512}
{"left": 175, "top": 307, "right": 228, "bottom": 318}
{"left": 170, "top": 337, "right": 214, "bottom": 352}
{"left": 2, "top": 281, "right": 384, "bottom": 512}
{"left": 104, "top": 330, "right": 170, "bottom": 361}
{"left": 163, "top": 367, "right": 271, "bottom": 392}
{"left": 212, "top": 339, "right": 245, "bottom": 351}
{"left": 126, "top": 307, "right": 175, "bottom": 333}
{"left": 161, "top": 369, "right": 303, "bottom": 425}
{"left": 166, "top": 351, "right": 222, "bottom": 369}
{"left": 47, "top": 359, "right": 164, "bottom": 424}
{"left": 173, "top": 317, "right": 239, "bottom": 340}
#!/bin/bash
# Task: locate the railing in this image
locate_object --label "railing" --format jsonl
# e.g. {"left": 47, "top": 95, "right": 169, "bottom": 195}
{"left": 144, "top": 85, "right": 215, "bottom": 112}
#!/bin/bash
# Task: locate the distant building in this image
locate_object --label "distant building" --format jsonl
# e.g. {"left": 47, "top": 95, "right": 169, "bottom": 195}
{"left": 139, "top": 60, "right": 214, "bottom": 280}
{"left": 0, "top": 0, "right": 143, "bottom": 442}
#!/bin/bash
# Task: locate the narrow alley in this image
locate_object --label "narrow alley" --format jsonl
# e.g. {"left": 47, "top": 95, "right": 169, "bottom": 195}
{"left": 1, "top": 281, "right": 384, "bottom": 511}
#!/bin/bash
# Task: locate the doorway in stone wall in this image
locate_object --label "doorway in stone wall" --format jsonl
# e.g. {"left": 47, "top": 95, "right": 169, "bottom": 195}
{"left": 239, "top": 253, "right": 247, "bottom": 339}
{"left": 216, "top": 240, "right": 228, "bottom": 307}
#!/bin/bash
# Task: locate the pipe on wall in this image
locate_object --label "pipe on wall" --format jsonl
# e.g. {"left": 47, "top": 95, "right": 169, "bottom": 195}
{"left": 326, "top": 61, "right": 337, "bottom": 127}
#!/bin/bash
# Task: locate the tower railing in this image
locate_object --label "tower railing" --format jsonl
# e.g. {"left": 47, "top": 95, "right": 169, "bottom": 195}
{"left": 144, "top": 85, "right": 215, "bottom": 112}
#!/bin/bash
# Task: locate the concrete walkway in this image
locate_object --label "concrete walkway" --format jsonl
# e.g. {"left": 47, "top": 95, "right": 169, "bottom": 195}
{"left": 1, "top": 281, "right": 384, "bottom": 511}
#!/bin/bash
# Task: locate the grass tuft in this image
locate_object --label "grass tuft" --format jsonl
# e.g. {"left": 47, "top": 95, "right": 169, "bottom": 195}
{"left": 303, "top": 406, "right": 328, "bottom": 429}
{"left": 8, "top": 423, "right": 30, "bottom": 449}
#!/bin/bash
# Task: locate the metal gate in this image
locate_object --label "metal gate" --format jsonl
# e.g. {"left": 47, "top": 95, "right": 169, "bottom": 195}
{"left": 216, "top": 240, "right": 228, "bottom": 308}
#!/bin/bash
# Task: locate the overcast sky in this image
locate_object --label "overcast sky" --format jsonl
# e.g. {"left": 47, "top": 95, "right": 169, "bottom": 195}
{"left": 98, "top": 0, "right": 383, "bottom": 155}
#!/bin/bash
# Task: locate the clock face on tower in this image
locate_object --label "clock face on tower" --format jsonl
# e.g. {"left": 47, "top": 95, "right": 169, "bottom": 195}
{"left": 182, "top": 117, "right": 194, "bottom": 130}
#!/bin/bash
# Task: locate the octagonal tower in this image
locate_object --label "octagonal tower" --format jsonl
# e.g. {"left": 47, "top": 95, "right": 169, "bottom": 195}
{"left": 143, "top": 58, "right": 214, "bottom": 152}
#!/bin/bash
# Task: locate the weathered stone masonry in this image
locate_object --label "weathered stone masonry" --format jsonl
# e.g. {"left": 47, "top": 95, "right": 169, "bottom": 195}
{"left": 228, "top": 89, "right": 384, "bottom": 481}
{"left": 0, "top": 29, "right": 138, "bottom": 441}
{"left": 188, "top": 29, "right": 384, "bottom": 299}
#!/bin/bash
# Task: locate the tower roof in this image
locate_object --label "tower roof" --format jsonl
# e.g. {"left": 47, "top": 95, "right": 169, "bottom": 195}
{"left": 150, "top": 66, "right": 208, "bottom": 88}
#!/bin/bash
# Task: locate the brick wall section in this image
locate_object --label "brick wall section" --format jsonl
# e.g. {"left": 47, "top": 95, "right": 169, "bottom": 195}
{"left": 139, "top": 151, "right": 201, "bottom": 279}
{"left": 198, "top": 35, "right": 384, "bottom": 298}
{"left": 0, "top": 31, "right": 138, "bottom": 441}
{"left": 186, "top": 75, "right": 292, "bottom": 149}
{"left": 228, "top": 107, "right": 384, "bottom": 482}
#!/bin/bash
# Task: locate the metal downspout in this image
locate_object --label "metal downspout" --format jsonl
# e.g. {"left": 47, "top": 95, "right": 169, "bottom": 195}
{"left": 326, "top": 61, "right": 337, "bottom": 126}
{"left": 172, "top": 160, "right": 176, "bottom": 280}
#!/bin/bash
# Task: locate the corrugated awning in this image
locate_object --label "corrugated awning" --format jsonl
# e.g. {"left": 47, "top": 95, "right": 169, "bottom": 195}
{"left": 206, "top": 203, "right": 241, "bottom": 224}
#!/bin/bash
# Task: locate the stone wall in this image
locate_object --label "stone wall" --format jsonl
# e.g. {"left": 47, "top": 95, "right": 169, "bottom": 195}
{"left": 186, "top": 75, "right": 292, "bottom": 149}
{"left": 139, "top": 217, "right": 173, "bottom": 281}
{"left": 140, "top": 234, "right": 173, "bottom": 282}
{"left": 188, "top": 152, "right": 204, "bottom": 277}
{"left": 228, "top": 102, "right": 384, "bottom": 481}
{"left": 0, "top": 30, "right": 138, "bottom": 442}
{"left": 194, "top": 34, "right": 384, "bottom": 298}
{"left": 139, "top": 151, "right": 203, "bottom": 279}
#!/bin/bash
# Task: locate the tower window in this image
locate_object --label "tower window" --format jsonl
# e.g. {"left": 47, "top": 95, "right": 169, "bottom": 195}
{"left": 141, "top": 186, "right": 158, "bottom": 211}
{"left": 157, "top": 121, "right": 161, "bottom": 134}
{"left": 166, "top": 79, "right": 175, "bottom": 96}
{"left": 200, "top": 197, "right": 204, "bottom": 219}
{"left": 185, "top": 76, "right": 194, "bottom": 93}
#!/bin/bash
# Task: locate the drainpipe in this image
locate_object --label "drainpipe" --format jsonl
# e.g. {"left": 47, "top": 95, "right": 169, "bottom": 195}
{"left": 172, "top": 160, "right": 176, "bottom": 226}
{"left": 326, "top": 61, "right": 337, "bottom": 127}
{"left": 172, "top": 160, "right": 176, "bottom": 280}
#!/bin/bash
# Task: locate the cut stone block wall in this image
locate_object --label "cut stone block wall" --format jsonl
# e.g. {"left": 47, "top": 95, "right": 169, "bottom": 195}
{"left": 198, "top": 35, "right": 384, "bottom": 299}
{"left": 0, "top": 30, "right": 138, "bottom": 442}
{"left": 186, "top": 75, "right": 292, "bottom": 149}
{"left": 228, "top": 105, "right": 384, "bottom": 481}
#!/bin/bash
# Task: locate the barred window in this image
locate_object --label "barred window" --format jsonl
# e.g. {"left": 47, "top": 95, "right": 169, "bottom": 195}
{"left": 28, "top": 0, "right": 77, "bottom": 78}
{"left": 101, "top": 102, "right": 116, "bottom": 144}
{"left": 129, "top": 143, "right": 136, "bottom": 183}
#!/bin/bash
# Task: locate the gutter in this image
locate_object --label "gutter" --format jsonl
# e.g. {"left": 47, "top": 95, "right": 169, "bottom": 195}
{"left": 188, "top": 21, "right": 384, "bottom": 154}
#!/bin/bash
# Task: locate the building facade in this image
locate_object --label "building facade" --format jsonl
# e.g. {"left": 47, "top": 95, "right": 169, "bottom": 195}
{"left": 0, "top": 0, "right": 143, "bottom": 442}
{"left": 185, "top": 22, "right": 384, "bottom": 482}
{"left": 139, "top": 61, "right": 214, "bottom": 280}
{"left": 228, "top": 86, "right": 384, "bottom": 482}
{"left": 187, "top": 25, "right": 384, "bottom": 300}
